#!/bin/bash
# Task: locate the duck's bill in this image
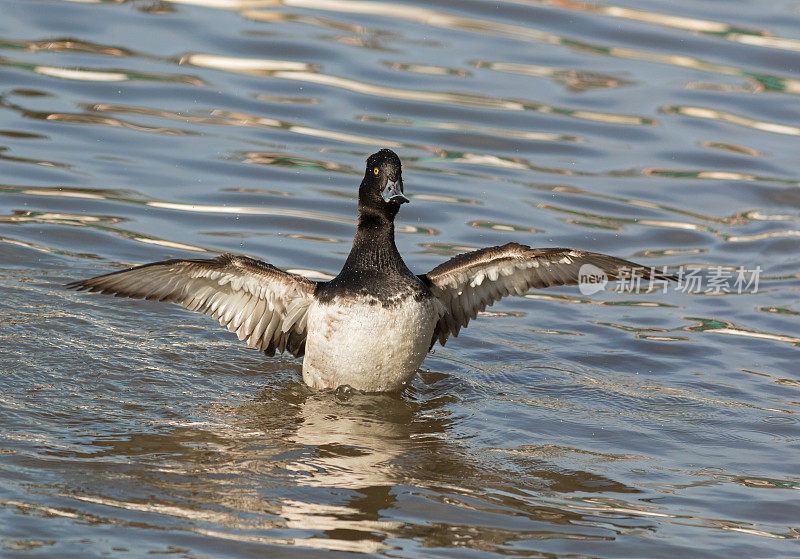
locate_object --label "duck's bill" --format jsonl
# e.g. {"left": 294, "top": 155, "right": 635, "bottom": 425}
{"left": 382, "top": 179, "right": 409, "bottom": 204}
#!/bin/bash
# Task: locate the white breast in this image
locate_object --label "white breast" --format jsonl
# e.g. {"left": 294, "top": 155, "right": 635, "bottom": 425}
{"left": 302, "top": 296, "right": 440, "bottom": 392}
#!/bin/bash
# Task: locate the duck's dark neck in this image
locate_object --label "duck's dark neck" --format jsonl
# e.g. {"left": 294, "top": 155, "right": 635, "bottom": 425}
{"left": 341, "top": 207, "right": 406, "bottom": 273}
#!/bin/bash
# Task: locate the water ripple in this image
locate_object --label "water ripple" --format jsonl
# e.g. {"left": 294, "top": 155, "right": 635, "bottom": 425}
{"left": 528, "top": 0, "right": 800, "bottom": 52}
{"left": 662, "top": 105, "right": 800, "bottom": 136}
{"left": 2, "top": 0, "right": 800, "bottom": 556}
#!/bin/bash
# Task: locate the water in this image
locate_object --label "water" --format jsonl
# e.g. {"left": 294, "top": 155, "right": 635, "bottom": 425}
{"left": 1, "top": 0, "right": 799, "bottom": 556}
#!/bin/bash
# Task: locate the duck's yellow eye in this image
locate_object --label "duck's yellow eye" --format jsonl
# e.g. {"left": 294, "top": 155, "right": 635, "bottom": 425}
{"left": 373, "top": 167, "right": 379, "bottom": 175}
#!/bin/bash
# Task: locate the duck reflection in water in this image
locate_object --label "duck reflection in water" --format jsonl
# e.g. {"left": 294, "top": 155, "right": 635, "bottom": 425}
{"left": 69, "top": 149, "right": 672, "bottom": 392}
{"left": 63, "top": 369, "right": 643, "bottom": 553}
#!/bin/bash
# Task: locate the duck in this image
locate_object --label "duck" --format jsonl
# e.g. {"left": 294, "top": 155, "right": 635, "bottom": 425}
{"left": 68, "top": 148, "right": 669, "bottom": 392}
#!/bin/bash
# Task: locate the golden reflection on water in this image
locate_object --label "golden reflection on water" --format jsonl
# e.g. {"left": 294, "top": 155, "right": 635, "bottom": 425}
{"left": 13, "top": 0, "right": 800, "bottom": 104}
{"left": 641, "top": 168, "right": 800, "bottom": 186}
{"left": 420, "top": 242, "right": 484, "bottom": 255}
{"left": 184, "top": 0, "right": 800, "bottom": 96}
{"left": 534, "top": 201, "right": 711, "bottom": 235}
{"left": 662, "top": 106, "right": 800, "bottom": 136}
{"left": 255, "top": 93, "right": 320, "bottom": 104}
{"left": 603, "top": 48, "right": 800, "bottom": 95}
{"left": 18, "top": 384, "right": 655, "bottom": 552}
{"left": 284, "top": 233, "right": 341, "bottom": 244}
{"left": 147, "top": 201, "right": 355, "bottom": 224}
{"left": 474, "top": 61, "right": 634, "bottom": 92}
{"left": 0, "top": 210, "right": 212, "bottom": 253}
{"left": 2, "top": 0, "right": 799, "bottom": 554}
{"left": 89, "top": 103, "right": 249, "bottom": 127}
{"left": 684, "top": 317, "right": 800, "bottom": 346}
{"left": 235, "top": 152, "right": 353, "bottom": 173}
{"left": 468, "top": 220, "right": 543, "bottom": 234}
{"left": 0, "top": 185, "right": 438, "bottom": 238}
{"left": 242, "top": 0, "right": 563, "bottom": 46}
{"left": 0, "top": 37, "right": 129, "bottom": 57}
{"left": 179, "top": 54, "right": 315, "bottom": 73}
{"left": 743, "top": 368, "right": 800, "bottom": 389}
{"left": 213, "top": 109, "right": 403, "bottom": 147}
{"left": 0, "top": 235, "right": 102, "bottom": 260}
{"left": 635, "top": 248, "right": 707, "bottom": 257}
{"left": 53, "top": 101, "right": 796, "bottom": 194}
{"left": 759, "top": 306, "right": 800, "bottom": 317}
{"left": 525, "top": 0, "right": 800, "bottom": 53}
{"left": 701, "top": 141, "right": 764, "bottom": 156}
{"left": 0, "top": 56, "right": 204, "bottom": 85}
{"left": 358, "top": 115, "right": 583, "bottom": 143}
{"left": 493, "top": 444, "right": 647, "bottom": 463}
{"left": 19, "top": 493, "right": 388, "bottom": 553}
{"left": 407, "top": 193, "right": 480, "bottom": 205}
{"left": 534, "top": 200, "right": 800, "bottom": 244}
{"left": 166, "top": 0, "right": 274, "bottom": 7}
{"left": 386, "top": 61, "right": 470, "bottom": 77}
{"left": 182, "top": 53, "right": 654, "bottom": 125}
{"left": 724, "top": 230, "right": 800, "bottom": 243}
{"left": 419, "top": 152, "right": 595, "bottom": 177}
{"left": 524, "top": 293, "right": 678, "bottom": 308}
{"left": 223, "top": 187, "right": 293, "bottom": 196}
{"left": 0, "top": 147, "right": 68, "bottom": 168}
{"left": 46, "top": 112, "right": 193, "bottom": 135}
{"left": 539, "top": 185, "right": 799, "bottom": 229}
{"left": 90, "top": 103, "right": 383, "bottom": 149}
{"left": 0, "top": 129, "right": 47, "bottom": 140}
{"left": 34, "top": 66, "right": 129, "bottom": 82}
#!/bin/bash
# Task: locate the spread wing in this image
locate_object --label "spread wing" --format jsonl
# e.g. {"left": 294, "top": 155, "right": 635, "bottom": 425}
{"left": 420, "top": 242, "right": 673, "bottom": 347}
{"left": 67, "top": 253, "right": 317, "bottom": 357}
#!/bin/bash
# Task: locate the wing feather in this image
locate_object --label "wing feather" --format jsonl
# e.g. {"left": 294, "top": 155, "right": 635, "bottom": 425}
{"left": 421, "top": 242, "right": 674, "bottom": 347}
{"left": 67, "top": 253, "right": 317, "bottom": 357}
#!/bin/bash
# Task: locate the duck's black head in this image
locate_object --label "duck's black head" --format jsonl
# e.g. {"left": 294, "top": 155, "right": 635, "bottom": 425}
{"left": 358, "top": 149, "right": 408, "bottom": 219}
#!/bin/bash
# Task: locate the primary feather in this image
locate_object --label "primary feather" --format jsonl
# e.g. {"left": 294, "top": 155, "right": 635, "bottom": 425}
{"left": 420, "top": 242, "right": 673, "bottom": 347}
{"left": 67, "top": 254, "right": 316, "bottom": 357}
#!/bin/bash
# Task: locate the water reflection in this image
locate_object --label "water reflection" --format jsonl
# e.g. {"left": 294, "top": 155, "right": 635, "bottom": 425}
{"left": 743, "top": 368, "right": 800, "bottom": 389}
{"left": 0, "top": 97, "right": 193, "bottom": 138}
{"left": 662, "top": 106, "right": 800, "bottom": 136}
{"left": 641, "top": 167, "right": 800, "bottom": 186}
{"left": 179, "top": 54, "right": 315, "bottom": 74}
{"left": 0, "top": 209, "right": 211, "bottom": 252}
{"left": 468, "top": 220, "right": 543, "bottom": 234}
{"left": 182, "top": 53, "right": 655, "bottom": 125}
{"left": 474, "top": 61, "right": 635, "bottom": 92}
{"left": 0, "top": 235, "right": 101, "bottom": 260}
{"left": 759, "top": 306, "right": 800, "bottom": 317}
{"left": 525, "top": 292, "right": 679, "bottom": 308}
{"left": 700, "top": 141, "right": 764, "bottom": 157}
{"left": 527, "top": 0, "right": 800, "bottom": 53}
{"left": 418, "top": 152, "right": 596, "bottom": 176}
{"left": 0, "top": 184, "right": 438, "bottom": 238}
{"left": 0, "top": 37, "right": 131, "bottom": 57}
{"left": 46, "top": 111, "right": 193, "bottom": 135}
{"left": 49, "top": 101, "right": 797, "bottom": 193}
{"left": 233, "top": 0, "right": 800, "bottom": 95}
{"left": 683, "top": 317, "right": 800, "bottom": 346}
{"left": 527, "top": 183, "right": 800, "bottom": 229}
{"left": 212, "top": 108, "right": 403, "bottom": 147}
{"left": 3, "top": 0, "right": 800, "bottom": 554}
{"left": 234, "top": 151, "right": 354, "bottom": 173}
{"left": 358, "top": 115, "right": 583, "bottom": 143}
{"left": 29, "top": 381, "right": 647, "bottom": 552}
{"left": 532, "top": 199, "right": 800, "bottom": 244}
{"left": 385, "top": 61, "right": 470, "bottom": 77}
{"left": 0, "top": 146, "right": 69, "bottom": 168}
{"left": 0, "top": 56, "right": 204, "bottom": 85}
